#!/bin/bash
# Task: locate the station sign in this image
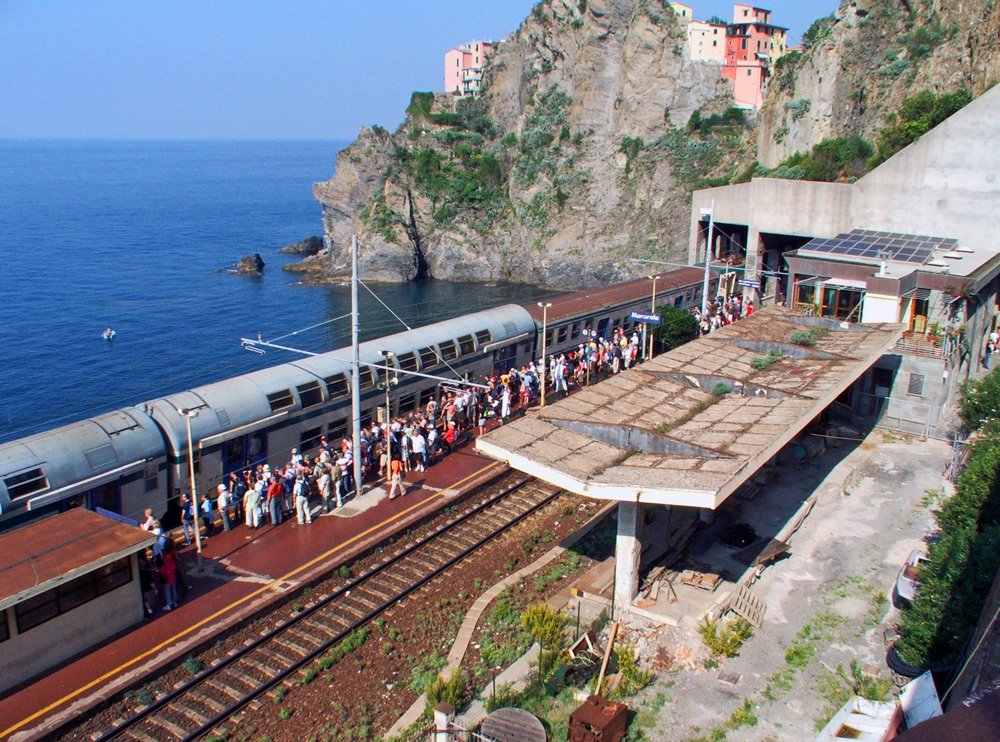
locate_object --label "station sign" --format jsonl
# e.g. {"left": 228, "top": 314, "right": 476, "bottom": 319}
{"left": 738, "top": 278, "right": 760, "bottom": 289}
{"left": 630, "top": 310, "right": 661, "bottom": 324}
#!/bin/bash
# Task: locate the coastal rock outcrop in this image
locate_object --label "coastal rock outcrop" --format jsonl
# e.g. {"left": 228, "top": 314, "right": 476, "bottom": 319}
{"left": 235, "top": 253, "right": 266, "bottom": 275}
{"left": 279, "top": 236, "right": 324, "bottom": 256}
{"left": 313, "top": 0, "right": 729, "bottom": 287}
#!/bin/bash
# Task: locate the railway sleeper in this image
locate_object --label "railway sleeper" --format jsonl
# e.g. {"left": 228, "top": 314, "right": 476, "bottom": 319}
{"left": 335, "top": 600, "right": 368, "bottom": 620}
{"left": 186, "top": 688, "right": 227, "bottom": 714}
{"left": 145, "top": 711, "right": 194, "bottom": 739}
{"left": 271, "top": 634, "right": 312, "bottom": 657}
{"left": 285, "top": 627, "right": 324, "bottom": 649}
{"left": 121, "top": 728, "right": 159, "bottom": 742}
{"left": 299, "top": 618, "right": 338, "bottom": 642}
{"left": 343, "top": 589, "right": 384, "bottom": 612}
{"left": 205, "top": 674, "right": 253, "bottom": 702}
{"left": 240, "top": 653, "right": 284, "bottom": 679}
{"left": 257, "top": 644, "right": 297, "bottom": 668}
{"left": 168, "top": 698, "right": 212, "bottom": 726}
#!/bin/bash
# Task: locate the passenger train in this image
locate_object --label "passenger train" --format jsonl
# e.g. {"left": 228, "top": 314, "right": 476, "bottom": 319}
{"left": 0, "top": 268, "right": 713, "bottom": 530}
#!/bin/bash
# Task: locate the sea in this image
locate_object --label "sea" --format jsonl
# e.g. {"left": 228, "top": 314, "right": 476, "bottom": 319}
{"left": 0, "top": 140, "right": 556, "bottom": 444}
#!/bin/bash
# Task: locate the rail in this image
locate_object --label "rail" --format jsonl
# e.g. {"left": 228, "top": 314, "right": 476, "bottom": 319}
{"left": 95, "top": 474, "right": 561, "bottom": 741}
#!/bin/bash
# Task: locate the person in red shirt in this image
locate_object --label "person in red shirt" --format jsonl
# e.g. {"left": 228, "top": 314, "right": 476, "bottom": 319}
{"left": 266, "top": 477, "right": 284, "bottom": 526}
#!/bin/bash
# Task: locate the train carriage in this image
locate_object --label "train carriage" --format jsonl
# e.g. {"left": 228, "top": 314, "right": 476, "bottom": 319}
{"left": 0, "top": 409, "right": 167, "bottom": 528}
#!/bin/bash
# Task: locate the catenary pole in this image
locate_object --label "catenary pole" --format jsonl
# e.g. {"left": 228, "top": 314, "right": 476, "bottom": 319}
{"left": 351, "top": 235, "right": 363, "bottom": 500}
{"left": 701, "top": 199, "right": 715, "bottom": 317}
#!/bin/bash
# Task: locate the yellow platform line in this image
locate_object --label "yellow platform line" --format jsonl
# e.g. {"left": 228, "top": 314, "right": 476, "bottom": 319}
{"left": 2, "top": 461, "right": 502, "bottom": 739}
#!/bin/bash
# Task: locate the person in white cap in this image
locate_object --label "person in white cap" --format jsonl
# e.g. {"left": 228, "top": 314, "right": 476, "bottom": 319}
{"left": 217, "top": 483, "right": 232, "bottom": 531}
{"left": 290, "top": 447, "right": 303, "bottom": 467}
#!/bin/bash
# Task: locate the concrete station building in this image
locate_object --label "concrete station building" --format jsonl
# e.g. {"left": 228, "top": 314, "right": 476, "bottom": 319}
{"left": 479, "top": 84, "right": 999, "bottom": 622}
{"left": 0, "top": 509, "right": 154, "bottom": 694}
{"left": 689, "top": 84, "right": 1000, "bottom": 438}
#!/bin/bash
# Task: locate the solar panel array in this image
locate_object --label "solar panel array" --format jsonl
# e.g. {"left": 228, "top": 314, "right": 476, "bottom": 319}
{"left": 801, "top": 230, "right": 957, "bottom": 265}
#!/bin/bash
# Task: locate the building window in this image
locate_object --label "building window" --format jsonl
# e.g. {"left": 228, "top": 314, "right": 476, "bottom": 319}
{"left": 747, "top": 69, "right": 752, "bottom": 76}
{"left": 741, "top": 38, "right": 747, "bottom": 49}
{"left": 907, "top": 373, "right": 926, "bottom": 397}
{"left": 713, "top": 40, "right": 718, "bottom": 46}
{"left": 15, "top": 556, "right": 132, "bottom": 633}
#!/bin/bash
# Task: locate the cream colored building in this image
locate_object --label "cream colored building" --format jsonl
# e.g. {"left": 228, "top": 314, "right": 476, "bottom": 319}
{"left": 688, "top": 19, "right": 727, "bottom": 62}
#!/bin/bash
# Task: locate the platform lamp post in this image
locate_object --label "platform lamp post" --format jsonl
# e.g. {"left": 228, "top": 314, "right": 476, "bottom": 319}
{"left": 700, "top": 200, "right": 716, "bottom": 318}
{"left": 537, "top": 302, "right": 552, "bottom": 408}
{"left": 647, "top": 274, "right": 660, "bottom": 361}
{"left": 175, "top": 407, "right": 204, "bottom": 570}
{"left": 378, "top": 351, "right": 398, "bottom": 482}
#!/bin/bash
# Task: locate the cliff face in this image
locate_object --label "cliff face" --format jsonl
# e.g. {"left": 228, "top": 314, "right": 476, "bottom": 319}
{"left": 310, "top": 0, "right": 999, "bottom": 288}
{"left": 756, "top": 0, "right": 1000, "bottom": 167}
{"left": 312, "top": 0, "right": 730, "bottom": 287}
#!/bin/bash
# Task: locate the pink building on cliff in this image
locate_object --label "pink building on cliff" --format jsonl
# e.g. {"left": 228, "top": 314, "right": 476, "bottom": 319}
{"left": 444, "top": 40, "right": 494, "bottom": 97}
{"left": 722, "top": 4, "right": 788, "bottom": 108}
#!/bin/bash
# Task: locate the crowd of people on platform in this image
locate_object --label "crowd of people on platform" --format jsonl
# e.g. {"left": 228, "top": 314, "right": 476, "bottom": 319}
{"left": 693, "top": 294, "right": 754, "bottom": 335}
{"left": 133, "top": 301, "right": 762, "bottom": 615}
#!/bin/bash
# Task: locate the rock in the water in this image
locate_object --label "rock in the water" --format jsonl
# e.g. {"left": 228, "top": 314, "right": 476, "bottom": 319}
{"left": 236, "top": 253, "right": 266, "bottom": 274}
{"left": 279, "top": 236, "right": 324, "bottom": 256}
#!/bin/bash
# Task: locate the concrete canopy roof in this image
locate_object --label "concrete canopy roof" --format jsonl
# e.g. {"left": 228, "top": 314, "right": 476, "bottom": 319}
{"left": 476, "top": 308, "right": 903, "bottom": 509}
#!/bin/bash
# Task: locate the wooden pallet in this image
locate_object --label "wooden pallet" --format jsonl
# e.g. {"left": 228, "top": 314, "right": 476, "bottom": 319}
{"left": 680, "top": 570, "right": 722, "bottom": 591}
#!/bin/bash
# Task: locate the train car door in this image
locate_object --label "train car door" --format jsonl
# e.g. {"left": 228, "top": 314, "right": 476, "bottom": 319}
{"left": 85, "top": 480, "right": 122, "bottom": 513}
{"left": 222, "top": 430, "right": 268, "bottom": 476}
{"left": 493, "top": 344, "right": 517, "bottom": 374}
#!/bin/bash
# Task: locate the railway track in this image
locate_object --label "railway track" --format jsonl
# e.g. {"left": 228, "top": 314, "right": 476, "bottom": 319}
{"left": 96, "top": 474, "right": 560, "bottom": 742}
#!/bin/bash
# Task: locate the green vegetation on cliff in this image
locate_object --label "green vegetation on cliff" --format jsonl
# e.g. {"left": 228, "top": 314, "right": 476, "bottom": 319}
{"left": 868, "top": 88, "right": 972, "bottom": 167}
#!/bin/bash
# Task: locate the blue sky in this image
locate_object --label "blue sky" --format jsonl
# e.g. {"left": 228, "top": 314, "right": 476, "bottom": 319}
{"left": 0, "top": 1, "right": 836, "bottom": 140}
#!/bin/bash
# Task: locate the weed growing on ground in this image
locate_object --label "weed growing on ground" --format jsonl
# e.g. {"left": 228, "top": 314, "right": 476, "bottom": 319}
{"left": 698, "top": 617, "right": 754, "bottom": 657}
{"left": 182, "top": 656, "right": 205, "bottom": 675}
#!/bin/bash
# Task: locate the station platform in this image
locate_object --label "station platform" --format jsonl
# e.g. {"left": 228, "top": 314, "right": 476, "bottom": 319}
{"left": 0, "top": 445, "right": 508, "bottom": 741}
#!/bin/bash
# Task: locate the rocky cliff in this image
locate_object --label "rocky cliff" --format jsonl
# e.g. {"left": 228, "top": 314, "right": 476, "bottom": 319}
{"left": 311, "top": 0, "right": 730, "bottom": 287}
{"left": 309, "top": 0, "right": 998, "bottom": 288}
{"left": 756, "top": 0, "right": 1000, "bottom": 167}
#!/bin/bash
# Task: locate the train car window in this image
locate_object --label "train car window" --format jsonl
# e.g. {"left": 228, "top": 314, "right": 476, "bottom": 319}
{"left": 297, "top": 382, "right": 323, "bottom": 408}
{"left": 358, "top": 366, "right": 375, "bottom": 390}
{"left": 475, "top": 329, "right": 492, "bottom": 346}
{"left": 397, "top": 352, "right": 418, "bottom": 372}
{"left": 596, "top": 318, "right": 609, "bottom": 338}
{"left": 418, "top": 346, "right": 439, "bottom": 368}
{"left": 0, "top": 614, "right": 8, "bottom": 643}
{"left": 360, "top": 410, "right": 372, "bottom": 429}
{"left": 545, "top": 329, "right": 553, "bottom": 348}
{"left": 458, "top": 335, "right": 476, "bottom": 355}
{"left": 4, "top": 468, "right": 48, "bottom": 501}
{"left": 439, "top": 340, "right": 459, "bottom": 362}
{"left": 144, "top": 465, "right": 158, "bottom": 493}
{"left": 674, "top": 295, "right": 684, "bottom": 307}
{"left": 557, "top": 326, "right": 568, "bottom": 344}
{"left": 612, "top": 318, "right": 621, "bottom": 330}
{"left": 300, "top": 426, "right": 323, "bottom": 453}
{"left": 266, "top": 389, "right": 295, "bottom": 412}
{"left": 398, "top": 393, "right": 417, "bottom": 413}
{"left": 324, "top": 374, "right": 349, "bottom": 399}
{"left": 571, "top": 323, "right": 581, "bottom": 340}
{"left": 327, "top": 419, "right": 348, "bottom": 442}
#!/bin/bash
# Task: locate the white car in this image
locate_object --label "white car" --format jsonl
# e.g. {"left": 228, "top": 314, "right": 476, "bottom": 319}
{"left": 894, "top": 549, "right": 928, "bottom": 606}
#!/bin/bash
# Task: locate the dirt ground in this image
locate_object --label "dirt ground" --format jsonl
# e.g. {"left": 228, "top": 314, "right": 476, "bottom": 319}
{"left": 615, "top": 431, "right": 950, "bottom": 741}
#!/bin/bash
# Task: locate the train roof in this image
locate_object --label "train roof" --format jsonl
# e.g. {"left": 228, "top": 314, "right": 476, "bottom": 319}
{"left": 0, "top": 409, "right": 164, "bottom": 515}
{"left": 525, "top": 268, "right": 707, "bottom": 325}
{"left": 142, "top": 304, "right": 534, "bottom": 451}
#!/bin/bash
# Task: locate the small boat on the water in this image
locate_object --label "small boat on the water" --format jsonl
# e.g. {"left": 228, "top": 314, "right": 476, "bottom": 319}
{"left": 103, "top": 327, "right": 116, "bottom": 341}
